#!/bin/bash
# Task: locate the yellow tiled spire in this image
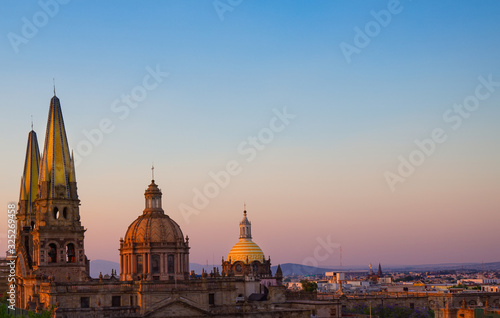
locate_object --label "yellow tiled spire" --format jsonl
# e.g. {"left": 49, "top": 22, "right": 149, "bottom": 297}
{"left": 19, "top": 130, "right": 41, "bottom": 213}
{"left": 38, "top": 95, "right": 75, "bottom": 199}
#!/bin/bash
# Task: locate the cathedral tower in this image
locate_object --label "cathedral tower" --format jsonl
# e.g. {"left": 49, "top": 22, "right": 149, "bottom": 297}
{"left": 16, "top": 129, "right": 41, "bottom": 274}
{"left": 31, "top": 94, "right": 89, "bottom": 281}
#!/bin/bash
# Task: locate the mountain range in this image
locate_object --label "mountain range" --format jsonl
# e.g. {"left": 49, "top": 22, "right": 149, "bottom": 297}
{"left": 90, "top": 260, "right": 500, "bottom": 278}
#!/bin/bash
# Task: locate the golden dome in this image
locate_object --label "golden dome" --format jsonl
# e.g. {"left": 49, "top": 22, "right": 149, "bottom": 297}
{"left": 227, "top": 238, "right": 265, "bottom": 264}
{"left": 124, "top": 212, "right": 184, "bottom": 244}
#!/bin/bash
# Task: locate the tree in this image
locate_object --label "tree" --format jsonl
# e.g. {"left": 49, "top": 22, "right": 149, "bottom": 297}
{"left": 300, "top": 280, "right": 318, "bottom": 292}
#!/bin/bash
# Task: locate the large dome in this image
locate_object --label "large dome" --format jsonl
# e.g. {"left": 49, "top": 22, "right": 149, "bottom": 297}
{"left": 124, "top": 212, "right": 184, "bottom": 244}
{"left": 226, "top": 210, "right": 266, "bottom": 264}
{"left": 227, "top": 238, "right": 265, "bottom": 264}
{"left": 120, "top": 179, "right": 190, "bottom": 282}
{"left": 123, "top": 180, "right": 185, "bottom": 245}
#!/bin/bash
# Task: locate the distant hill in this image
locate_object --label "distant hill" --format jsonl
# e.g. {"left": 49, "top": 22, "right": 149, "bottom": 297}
{"left": 90, "top": 260, "right": 500, "bottom": 278}
{"left": 189, "top": 263, "right": 222, "bottom": 275}
{"left": 271, "top": 263, "right": 336, "bottom": 276}
{"left": 271, "top": 261, "right": 500, "bottom": 277}
{"left": 386, "top": 262, "right": 500, "bottom": 272}
{"left": 90, "top": 259, "right": 120, "bottom": 278}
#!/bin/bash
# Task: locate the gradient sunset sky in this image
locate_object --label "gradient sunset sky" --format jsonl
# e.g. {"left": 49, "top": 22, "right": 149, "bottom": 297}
{"left": 1, "top": 1, "right": 499, "bottom": 268}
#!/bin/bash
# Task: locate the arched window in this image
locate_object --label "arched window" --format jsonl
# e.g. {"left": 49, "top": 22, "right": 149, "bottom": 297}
{"left": 152, "top": 254, "right": 160, "bottom": 273}
{"left": 63, "top": 207, "right": 68, "bottom": 219}
{"left": 167, "top": 254, "right": 174, "bottom": 274}
{"left": 66, "top": 243, "right": 76, "bottom": 263}
{"left": 53, "top": 207, "right": 59, "bottom": 219}
{"left": 136, "top": 255, "right": 143, "bottom": 273}
{"left": 24, "top": 237, "right": 30, "bottom": 254}
{"left": 252, "top": 261, "right": 259, "bottom": 274}
{"left": 48, "top": 243, "right": 57, "bottom": 263}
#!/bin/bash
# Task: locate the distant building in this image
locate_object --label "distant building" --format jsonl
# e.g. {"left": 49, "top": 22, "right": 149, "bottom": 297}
{"left": 458, "top": 278, "right": 500, "bottom": 285}
{"left": 482, "top": 285, "right": 500, "bottom": 293}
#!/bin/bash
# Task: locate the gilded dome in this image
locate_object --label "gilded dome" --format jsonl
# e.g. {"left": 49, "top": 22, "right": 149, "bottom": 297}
{"left": 227, "top": 238, "right": 265, "bottom": 264}
{"left": 124, "top": 212, "right": 184, "bottom": 244}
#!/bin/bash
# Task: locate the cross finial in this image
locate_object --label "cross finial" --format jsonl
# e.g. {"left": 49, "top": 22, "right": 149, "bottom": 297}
{"left": 31, "top": 115, "right": 33, "bottom": 131}
{"left": 151, "top": 163, "right": 154, "bottom": 181}
{"left": 244, "top": 202, "right": 246, "bottom": 211}
{"left": 53, "top": 78, "right": 56, "bottom": 96}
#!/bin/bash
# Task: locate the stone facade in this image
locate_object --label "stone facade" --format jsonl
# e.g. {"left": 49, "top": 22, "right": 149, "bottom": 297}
{"left": 430, "top": 293, "right": 500, "bottom": 318}
{"left": 13, "top": 94, "right": 310, "bottom": 318}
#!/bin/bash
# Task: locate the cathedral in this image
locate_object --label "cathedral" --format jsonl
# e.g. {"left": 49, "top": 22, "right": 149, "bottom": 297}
{"left": 14, "top": 93, "right": 310, "bottom": 317}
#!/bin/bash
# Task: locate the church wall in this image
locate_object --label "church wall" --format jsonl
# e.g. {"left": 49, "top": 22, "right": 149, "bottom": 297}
{"left": 12, "top": 95, "right": 313, "bottom": 318}
{"left": 428, "top": 293, "right": 500, "bottom": 310}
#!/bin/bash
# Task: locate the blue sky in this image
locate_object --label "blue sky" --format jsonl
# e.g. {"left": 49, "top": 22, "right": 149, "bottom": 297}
{"left": 1, "top": 1, "right": 499, "bottom": 267}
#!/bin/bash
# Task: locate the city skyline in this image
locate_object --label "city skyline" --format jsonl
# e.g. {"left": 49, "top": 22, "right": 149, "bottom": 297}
{"left": 1, "top": 1, "right": 499, "bottom": 268}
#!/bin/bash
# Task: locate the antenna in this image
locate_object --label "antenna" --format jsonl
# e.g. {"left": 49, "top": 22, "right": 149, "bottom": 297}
{"left": 340, "top": 245, "right": 343, "bottom": 270}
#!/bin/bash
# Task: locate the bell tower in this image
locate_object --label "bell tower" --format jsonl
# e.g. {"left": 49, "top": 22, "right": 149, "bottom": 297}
{"left": 16, "top": 129, "right": 41, "bottom": 275}
{"left": 31, "top": 94, "right": 89, "bottom": 281}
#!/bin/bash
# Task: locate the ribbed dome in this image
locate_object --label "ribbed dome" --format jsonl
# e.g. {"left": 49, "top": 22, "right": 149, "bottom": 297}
{"left": 227, "top": 238, "right": 265, "bottom": 264}
{"left": 123, "top": 179, "right": 185, "bottom": 245}
{"left": 124, "top": 212, "right": 184, "bottom": 244}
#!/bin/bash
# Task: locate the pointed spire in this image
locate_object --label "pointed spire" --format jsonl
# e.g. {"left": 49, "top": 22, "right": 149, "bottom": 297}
{"left": 19, "top": 130, "right": 41, "bottom": 214}
{"left": 69, "top": 150, "right": 77, "bottom": 183}
{"left": 39, "top": 95, "right": 75, "bottom": 199}
{"left": 275, "top": 264, "right": 283, "bottom": 278}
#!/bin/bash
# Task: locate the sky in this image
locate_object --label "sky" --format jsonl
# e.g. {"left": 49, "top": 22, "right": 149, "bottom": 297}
{"left": 0, "top": 0, "right": 499, "bottom": 269}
